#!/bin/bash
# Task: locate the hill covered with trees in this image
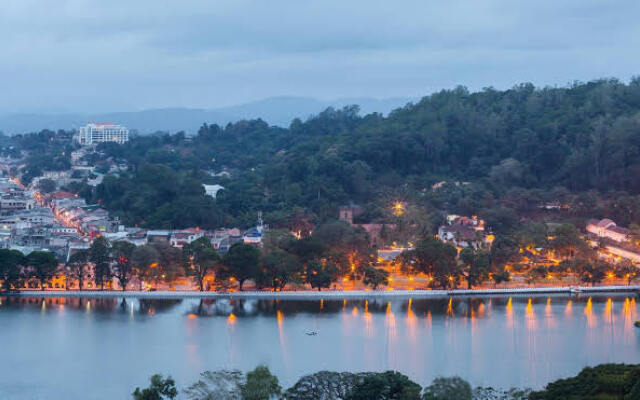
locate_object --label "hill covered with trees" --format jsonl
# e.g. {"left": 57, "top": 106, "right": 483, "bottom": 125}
{"left": 12, "top": 78, "right": 640, "bottom": 231}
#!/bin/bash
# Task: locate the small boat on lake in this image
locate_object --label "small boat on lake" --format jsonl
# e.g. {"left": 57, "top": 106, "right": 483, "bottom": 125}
{"left": 634, "top": 321, "right": 640, "bottom": 328}
{"left": 305, "top": 330, "right": 318, "bottom": 336}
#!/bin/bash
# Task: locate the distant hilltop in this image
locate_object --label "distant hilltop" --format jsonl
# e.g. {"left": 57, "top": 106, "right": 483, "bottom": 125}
{"left": 0, "top": 96, "right": 416, "bottom": 135}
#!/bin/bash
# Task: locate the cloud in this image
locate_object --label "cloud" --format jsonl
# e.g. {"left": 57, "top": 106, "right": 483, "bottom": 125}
{"left": 0, "top": 0, "right": 638, "bottom": 112}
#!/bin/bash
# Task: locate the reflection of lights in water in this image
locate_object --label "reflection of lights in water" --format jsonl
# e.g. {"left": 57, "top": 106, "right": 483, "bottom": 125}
{"left": 446, "top": 298, "right": 453, "bottom": 316}
{"left": 584, "top": 297, "right": 596, "bottom": 327}
{"left": 604, "top": 298, "right": 613, "bottom": 324}
{"left": 545, "top": 298, "right": 551, "bottom": 315}
{"left": 41, "top": 300, "right": 46, "bottom": 314}
{"left": 320, "top": 299, "right": 324, "bottom": 311}
{"left": 86, "top": 301, "right": 91, "bottom": 313}
{"left": 406, "top": 299, "right": 417, "bottom": 331}
{"left": 364, "top": 301, "right": 373, "bottom": 336}
{"left": 525, "top": 298, "right": 536, "bottom": 330}
{"left": 227, "top": 313, "right": 236, "bottom": 325}
{"left": 426, "top": 310, "right": 432, "bottom": 330}
{"left": 565, "top": 300, "right": 572, "bottom": 316}
{"left": 385, "top": 301, "right": 397, "bottom": 368}
{"left": 343, "top": 299, "right": 347, "bottom": 310}
{"left": 352, "top": 306, "right": 358, "bottom": 316}
{"left": 477, "top": 303, "right": 485, "bottom": 317}
{"left": 276, "top": 310, "right": 288, "bottom": 362}
{"left": 526, "top": 298, "right": 533, "bottom": 314}
{"left": 187, "top": 313, "right": 197, "bottom": 319}
{"left": 622, "top": 298, "right": 635, "bottom": 341}
{"left": 505, "top": 297, "right": 513, "bottom": 328}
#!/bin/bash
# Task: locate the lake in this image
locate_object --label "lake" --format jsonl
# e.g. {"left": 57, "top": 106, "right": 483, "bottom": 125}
{"left": 0, "top": 294, "right": 637, "bottom": 399}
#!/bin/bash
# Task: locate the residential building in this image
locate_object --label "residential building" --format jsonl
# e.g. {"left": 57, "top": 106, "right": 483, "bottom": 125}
{"left": 438, "top": 216, "right": 487, "bottom": 249}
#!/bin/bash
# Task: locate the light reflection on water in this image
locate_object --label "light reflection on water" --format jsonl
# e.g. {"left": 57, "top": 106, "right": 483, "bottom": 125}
{"left": 0, "top": 294, "right": 637, "bottom": 399}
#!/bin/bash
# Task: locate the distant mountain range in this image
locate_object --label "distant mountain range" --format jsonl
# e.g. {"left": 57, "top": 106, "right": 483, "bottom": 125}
{"left": 0, "top": 96, "right": 417, "bottom": 135}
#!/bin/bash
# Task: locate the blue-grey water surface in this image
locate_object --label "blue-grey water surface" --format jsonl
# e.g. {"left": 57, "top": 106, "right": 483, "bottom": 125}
{"left": 0, "top": 294, "right": 637, "bottom": 399}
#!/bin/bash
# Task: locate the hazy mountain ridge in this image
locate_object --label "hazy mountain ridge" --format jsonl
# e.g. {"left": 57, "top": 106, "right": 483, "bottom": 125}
{"left": 0, "top": 96, "right": 416, "bottom": 135}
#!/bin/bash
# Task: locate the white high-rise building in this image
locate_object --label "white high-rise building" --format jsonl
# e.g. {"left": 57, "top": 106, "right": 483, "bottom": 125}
{"left": 77, "top": 123, "right": 129, "bottom": 145}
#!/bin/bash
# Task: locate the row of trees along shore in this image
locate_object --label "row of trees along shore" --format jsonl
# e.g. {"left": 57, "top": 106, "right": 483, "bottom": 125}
{"left": 133, "top": 363, "right": 640, "bottom": 400}
{"left": 0, "top": 220, "right": 638, "bottom": 292}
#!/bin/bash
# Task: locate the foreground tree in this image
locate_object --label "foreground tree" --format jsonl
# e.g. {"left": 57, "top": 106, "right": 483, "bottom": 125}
{"left": 0, "top": 249, "right": 24, "bottom": 292}
{"left": 422, "top": 376, "right": 472, "bottom": 400}
{"left": 222, "top": 243, "right": 261, "bottom": 291}
{"left": 132, "top": 374, "right": 177, "bottom": 400}
{"left": 530, "top": 364, "right": 640, "bottom": 399}
{"left": 240, "top": 365, "right": 281, "bottom": 400}
{"left": 183, "top": 370, "right": 244, "bottom": 400}
{"left": 26, "top": 251, "right": 58, "bottom": 291}
{"left": 66, "top": 250, "right": 89, "bottom": 290}
{"left": 346, "top": 371, "right": 421, "bottom": 400}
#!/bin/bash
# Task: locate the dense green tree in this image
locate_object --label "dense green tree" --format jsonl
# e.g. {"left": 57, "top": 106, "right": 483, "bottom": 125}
{"left": 529, "top": 364, "right": 640, "bottom": 400}
{"left": 346, "top": 371, "right": 421, "bottom": 400}
{"left": 66, "top": 250, "right": 89, "bottom": 290}
{"left": 37, "top": 178, "right": 56, "bottom": 193}
{"left": 489, "top": 236, "right": 519, "bottom": 268}
{"left": 615, "top": 261, "right": 640, "bottom": 285}
{"left": 422, "top": 376, "right": 472, "bottom": 400}
{"left": 305, "top": 259, "right": 339, "bottom": 291}
{"left": 183, "top": 237, "right": 220, "bottom": 291}
{"left": 459, "top": 248, "right": 490, "bottom": 289}
{"left": 222, "top": 243, "right": 261, "bottom": 291}
{"left": 132, "top": 374, "right": 177, "bottom": 400}
{"left": 240, "top": 365, "right": 281, "bottom": 400}
{"left": 26, "top": 251, "right": 58, "bottom": 291}
{"left": 0, "top": 249, "right": 25, "bottom": 292}
{"left": 90, "top": 236, "right": 111, "bottom": 290}
{"left": 363, "top": 266, "right": 389, "bottom": 290}
{"left": 258, "top": 249, "right": 302, "bottom": 291}
{"left": 111, "top": 241, "right": 136, "bottom": 291}
{"left": 398, "top": 237, "right": 459, "bottom": 289}
{"left": 550, "top": 224, "right": 589, "bottom": 260}
{"left": 131, "top": 244, "right": 160, "bottom": 290}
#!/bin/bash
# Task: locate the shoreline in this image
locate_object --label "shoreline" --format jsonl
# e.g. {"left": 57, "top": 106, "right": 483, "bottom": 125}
{"left": 6, "top": 285, "right": 639, "bottom": 299}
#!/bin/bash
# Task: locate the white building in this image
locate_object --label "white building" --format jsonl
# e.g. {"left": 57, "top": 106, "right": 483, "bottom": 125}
{"left": 77, "top": 123, "right": 129, "bottom": 145}
{"left": 203, "top": 184, "right": 224, "bottom": 199}
{"left": 586, "top": 219, "right": 630, "bottom": 243}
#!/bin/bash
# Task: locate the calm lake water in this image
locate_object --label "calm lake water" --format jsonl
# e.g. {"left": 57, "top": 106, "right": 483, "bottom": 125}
{"left": 0, "top": 294, "right": 638, "bottom": 399}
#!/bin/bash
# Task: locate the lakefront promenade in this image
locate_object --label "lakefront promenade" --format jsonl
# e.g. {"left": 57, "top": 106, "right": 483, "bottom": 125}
{"left": 10, "top": 284, "right": 640, "bottom": 299}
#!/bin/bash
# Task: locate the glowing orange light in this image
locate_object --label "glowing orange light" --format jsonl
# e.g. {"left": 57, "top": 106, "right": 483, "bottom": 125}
{"left": 187, "top": 313, "right": 197, "bottom": 319}
{"left": 227, "top": 313, "right": 237, "bottom": 324}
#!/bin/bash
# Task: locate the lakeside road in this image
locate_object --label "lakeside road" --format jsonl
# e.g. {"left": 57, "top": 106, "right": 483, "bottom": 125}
{"left": 8, "top": 285, "right": 640, "bottom": 299}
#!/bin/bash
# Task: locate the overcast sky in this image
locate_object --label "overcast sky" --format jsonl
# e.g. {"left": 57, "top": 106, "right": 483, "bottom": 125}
{"left": 1, "top": 0, "right": 639, "bottom": 113}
